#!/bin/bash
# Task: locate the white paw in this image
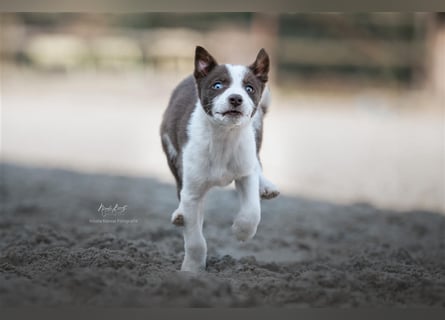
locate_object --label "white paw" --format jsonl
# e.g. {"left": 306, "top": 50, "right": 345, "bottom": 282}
{"left": 232, "top": 216, "right": 259, "bottom": 241}
{"left": 171, "top": 209, "right": 184, "bottom": 226}
{"left": 259, "top": 179, "right": 280, "bottom": 200}
{"left": 181, "top": 253, "right": 206, "bottom": 272}
{"left": 180, "top": 260, "right": 206, "bottom": 273}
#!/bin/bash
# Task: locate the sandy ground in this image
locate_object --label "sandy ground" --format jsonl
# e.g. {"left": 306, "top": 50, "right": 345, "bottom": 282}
{"left": 1, "top": 68, "right": 444, "bottom": 306}
{"left": 1, "top": 162, "right": 444, "bottom": 307}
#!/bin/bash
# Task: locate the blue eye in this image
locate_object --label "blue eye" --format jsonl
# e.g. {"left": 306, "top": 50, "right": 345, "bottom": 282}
{"left": 212, "top": 82, "right": 223, "bottom": 90}
{"left": 245, "top": 85, "right": 254, "bottom": 93}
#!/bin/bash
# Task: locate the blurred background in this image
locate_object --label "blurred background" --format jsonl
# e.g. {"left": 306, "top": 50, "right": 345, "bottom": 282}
{"left": 1, "top": 13, "right": 444, "bottom": 212}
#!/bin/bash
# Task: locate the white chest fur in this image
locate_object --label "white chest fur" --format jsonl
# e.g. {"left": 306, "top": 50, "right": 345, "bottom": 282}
{"left": 182, "top": 103, "right": 257, "bottom": 190}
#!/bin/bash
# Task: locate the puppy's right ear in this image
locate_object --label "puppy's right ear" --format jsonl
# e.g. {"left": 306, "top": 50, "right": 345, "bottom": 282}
{"left": 249, "top": 48, "right": 269, "bottom": 83}
{"left": 194, "top": 46, "right": 218, "bottom": 80}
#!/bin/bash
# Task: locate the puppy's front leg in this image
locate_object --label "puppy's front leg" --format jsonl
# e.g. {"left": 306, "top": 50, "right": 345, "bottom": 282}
{"left": 173, "top": 190, "right": 207, "bottom": 272}
{"left": 233, "top": 173, "right": 261, "bottom": 241}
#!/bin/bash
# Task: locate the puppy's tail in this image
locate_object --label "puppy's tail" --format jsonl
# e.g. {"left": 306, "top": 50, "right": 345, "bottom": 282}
{"left": 259, "top": 86, "right": 271, "bottom": 115}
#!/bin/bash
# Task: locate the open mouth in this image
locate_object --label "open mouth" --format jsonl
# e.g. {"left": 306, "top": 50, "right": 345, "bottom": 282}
{"left": 222, "top": 110, "right": 243, "bottom": 117}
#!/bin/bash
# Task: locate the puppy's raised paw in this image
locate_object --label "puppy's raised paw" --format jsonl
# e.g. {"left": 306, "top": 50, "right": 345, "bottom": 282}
{"left": 171, "top": 211, "right": 184, "bottom": 226}
{"left": 232, "top": 217, "right": 259, "bottom": 241}
{"left": 259, "top": 179, "right": 280, "bottom": 200}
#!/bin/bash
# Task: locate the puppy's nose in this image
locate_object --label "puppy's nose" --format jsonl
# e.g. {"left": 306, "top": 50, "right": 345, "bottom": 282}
{"left": 228, "top": 94, "right": 243, "bottom": 107}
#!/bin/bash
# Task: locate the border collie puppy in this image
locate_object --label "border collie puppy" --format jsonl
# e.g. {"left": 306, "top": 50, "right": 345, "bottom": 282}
{"left": 160, "top": 46, "right": 279, "bottom": 272}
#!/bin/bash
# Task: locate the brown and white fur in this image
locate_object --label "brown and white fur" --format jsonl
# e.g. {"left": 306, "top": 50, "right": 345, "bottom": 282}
{"left": 160, "top": 46, "right": 279, "bottom": 272}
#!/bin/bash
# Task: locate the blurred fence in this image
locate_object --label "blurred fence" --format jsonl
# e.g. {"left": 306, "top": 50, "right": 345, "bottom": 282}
{"left": 1, "top": 13, "right": 444, "bottom": 87}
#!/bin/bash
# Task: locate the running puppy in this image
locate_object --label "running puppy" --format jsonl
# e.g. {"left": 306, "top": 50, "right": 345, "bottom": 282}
{"left": 160, "top": 46, "right": 279, "bottom": 272}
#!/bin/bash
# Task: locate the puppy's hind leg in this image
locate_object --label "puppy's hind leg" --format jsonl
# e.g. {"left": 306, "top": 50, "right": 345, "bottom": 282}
{"left": 171, "top": 210, "right": 184, "bottom": 226}
{"left": 259, "top": 171, "right": 280, "bottom": 200}
{"left": 171, "top": 187, "right": 186, "bottom": 226}
{"left": 171, "top": 182, "right": 185, "bottom": 225}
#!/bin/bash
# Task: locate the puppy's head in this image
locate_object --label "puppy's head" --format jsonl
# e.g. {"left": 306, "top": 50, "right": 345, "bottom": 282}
{"left": 193, "top": 46, "right": 269, "bottom": 126}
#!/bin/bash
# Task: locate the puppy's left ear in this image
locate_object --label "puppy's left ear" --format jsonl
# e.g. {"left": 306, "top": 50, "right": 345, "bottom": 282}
{"left": 194, "top": 46, "right": 218, "bottom": 80}
{"left": 249, "top": 48, "right": 269, "bottom": 83}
